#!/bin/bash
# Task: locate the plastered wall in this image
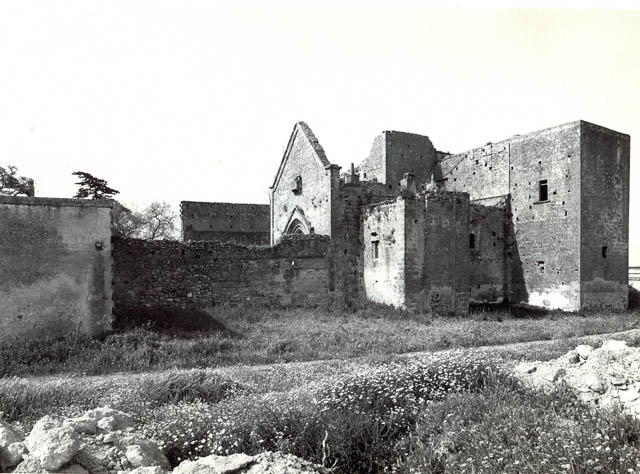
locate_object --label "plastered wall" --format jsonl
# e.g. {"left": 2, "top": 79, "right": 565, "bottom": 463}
{"left": 0, "top": 196, "right": 113, "bottom": 340}
{"left": 363, "top": 199, "right": 406, "bottom": 307}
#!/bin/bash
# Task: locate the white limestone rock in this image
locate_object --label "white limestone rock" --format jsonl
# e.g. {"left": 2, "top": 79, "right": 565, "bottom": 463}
{"left": 174, "top": 452, "right": 325, "bottom": 474}
{"left": 174, "top": 453, "right": 254, "bottom": 474}
{"left": 0, "top": 441, "right": 27, "bottom": 469}
{"left": 14, "top": 455, "right": 89, "bottom": 473}
{"left": 24, "top": 415, "right": 82, "bottom": 471}
{"left": 0, "top": 419, "right": 23, "bottom": 447}
{"left": 127, "top": 467, "right": 167, "bottom": 474}
{"left": 124, "top": 443, "right": 171, "bottom": 470}
{"left": 81, "top": 407, "right": 134, "bottom": 432}
{"left": 575, "top": 344, "right": 594, "bottom": 360}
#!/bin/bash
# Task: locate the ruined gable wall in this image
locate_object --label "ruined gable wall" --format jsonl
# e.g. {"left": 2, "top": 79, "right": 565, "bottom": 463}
{"left": 181, "top": 201, "right": 270, "bottom": 245}
{"left": 271, "top": 131, "right": 334, "bottom": 244}
{"left": 424, "top": 192, "right": 471, "bottom": 314}
{"left": 0, "top": 197, "right": 113, "bottom": 341}
{"left": 385, "top": 132, "right": 437, "bottom": 191}
{"left": 359, "top": 133, "right": 386, "bottom": 185}
{"left": 113, "top": 235, "right": 331, "bottom": 312}
{"left": 359, "top": 132, "right": 437, "bottom": 191}
{"left": 580, "top": 122, "right": 630, "bottom": 310}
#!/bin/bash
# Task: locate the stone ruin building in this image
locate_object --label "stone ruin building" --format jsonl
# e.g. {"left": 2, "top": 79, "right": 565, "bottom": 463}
{"left": 0, "top": 119, "right": 630, "bottom": 341}
{"left": 182, "top": 119, "right": 630, "bottom": 314}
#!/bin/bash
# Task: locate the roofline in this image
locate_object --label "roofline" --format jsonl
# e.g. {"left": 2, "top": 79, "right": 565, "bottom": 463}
{"left": 438, "top": 119, "right": 629, "bottom": 161}
{"left": 0, "top": 195, "right": 114, "bottom": 208}
{"left": 270, "top": 121, "right": 334, "bottom": 190}
{"left": 180, "top": 201, "right": 269, "bottom": 207}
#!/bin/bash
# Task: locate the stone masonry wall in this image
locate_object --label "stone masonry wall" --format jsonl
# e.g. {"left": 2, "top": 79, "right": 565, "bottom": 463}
{"left": 470, "top": 200, "right": 508, "bottom": 303}
{"left": 331, "top": 184, "right": 366, "bottom": 306}
{"left": 0, "top": 196, "right": 113, "bottom": 341}
{"left": 359, "top": 131, "right": 437, "bottom": 192}
{"left": 437, "top": 141, "right": 510, "bottom": 200}
{"left": 580, "top": 122, "right": 630, "bottom": 309}
{"left": 509, "top": 123, "right": 582, "bottom": 310}
{"left": 438, "top": 121, "right": 583, "bottom": 310}
{"left": 385, "top": 131, "right": 437, "bottom": 191}
{"left": 181, "top": 201, "right": 270, "bottom": 245}
{"left": 424, "top": 192, "right": 471, "bottom": 314}
{"left": 404, "top": 198, "right": 426, "bottom": 311}
{"left": 112, "top": 234, "right": 331, "bottom": 312}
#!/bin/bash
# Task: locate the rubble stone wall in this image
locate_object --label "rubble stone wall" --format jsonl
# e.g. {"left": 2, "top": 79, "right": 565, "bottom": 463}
{"left": 112, "top": 235, "right": 332, "bottom": 312}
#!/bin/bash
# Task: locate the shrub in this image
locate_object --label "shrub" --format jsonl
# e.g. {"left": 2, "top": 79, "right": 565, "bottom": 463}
{"left": 140, "top": 352, "right": 502, "bottom": 471}
{"left": 393, "top": 380, "right": 640, "bottom": 473}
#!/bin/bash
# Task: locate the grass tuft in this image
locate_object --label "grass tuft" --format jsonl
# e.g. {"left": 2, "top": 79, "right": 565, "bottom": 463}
{"left": 137, "top": 369, "right": 251, "bottom": 405}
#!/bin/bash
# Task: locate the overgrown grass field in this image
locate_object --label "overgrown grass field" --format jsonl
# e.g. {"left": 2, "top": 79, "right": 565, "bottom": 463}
{"left": 1, "top": 303, "right": 639, "bottom": 377}
{"left": 3, "top": 301, "right": 640, "bottom": 473}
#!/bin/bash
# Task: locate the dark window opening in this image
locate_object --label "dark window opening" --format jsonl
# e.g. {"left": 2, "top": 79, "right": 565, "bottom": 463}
{"left": 536, "top": 261, "right": 545, "bottom": 274}
{"left": 602, "top": 246, "right": 608, "bottom": 258}
{"left": 469, "top": 233, "right": 476, "bottom": 249}
{"left": 539, "top": 180, "right": 548, "bottom": 201}
{"left": 372, "top": 241, "right": 380, "bottom": 260}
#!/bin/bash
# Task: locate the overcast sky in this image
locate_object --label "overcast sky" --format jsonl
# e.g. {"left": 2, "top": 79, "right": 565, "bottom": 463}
{"left": 1, "top": 2, "right": 638, "bottom": 263}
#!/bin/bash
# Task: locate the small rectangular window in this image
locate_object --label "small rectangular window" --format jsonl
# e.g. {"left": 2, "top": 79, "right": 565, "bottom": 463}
{"left": 602, "top": 246, "right": 608, "bottom": 258}
{"left": 539, "top": 180, "right": 548, "bottom": 202}
{"left": 469, "top": 233, "right": 475, "bottom": 249}
{"left": 372, "top": 241, "right": 379, "bottom": 260}
{"left": 536, "top": 260, "right": 545, "bottom": 274}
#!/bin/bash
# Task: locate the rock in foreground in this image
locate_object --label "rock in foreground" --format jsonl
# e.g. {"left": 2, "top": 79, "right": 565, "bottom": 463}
{"left": 174, "top": 451, "right": 326, "bottom": 474}
{"left": 516, "top": 340, "right": 640, "bottom": 416}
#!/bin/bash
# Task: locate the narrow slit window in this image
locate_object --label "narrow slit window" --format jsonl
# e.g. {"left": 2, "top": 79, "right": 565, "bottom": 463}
{"left": 602, "top": 246, "right": 608, "bottom": 258}
{"left": 538, "top": 179, "right": 548, "bottom": 202}
{"left": 469, "top": 233, "right": 476, "bottom": 249}
{"left": 372, "top": 241, "right": 380, "bottom": 260}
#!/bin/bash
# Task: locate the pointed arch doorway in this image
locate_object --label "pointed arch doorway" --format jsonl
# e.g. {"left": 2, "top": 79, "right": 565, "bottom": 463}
{"left": 284, "top": 207, "right": 312, "bottom": 235}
